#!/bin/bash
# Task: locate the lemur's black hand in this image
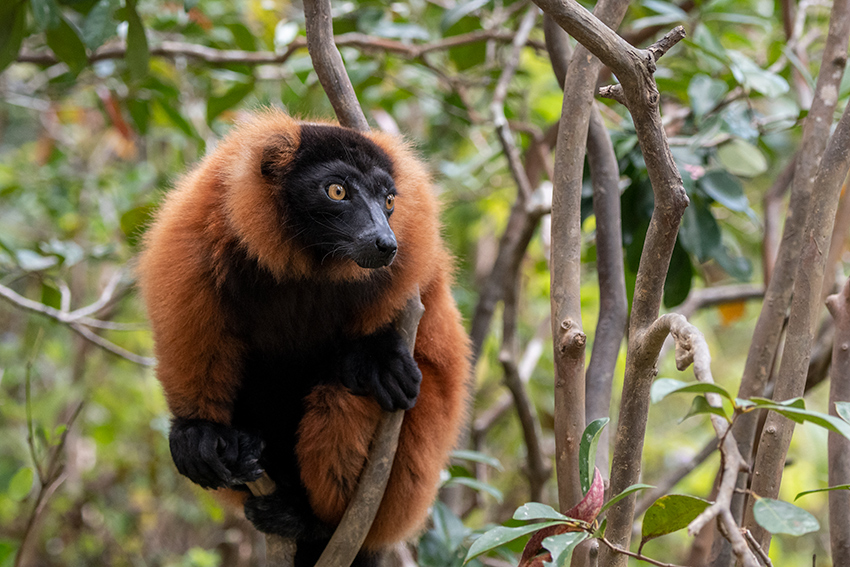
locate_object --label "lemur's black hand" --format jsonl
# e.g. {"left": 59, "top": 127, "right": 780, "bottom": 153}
{"left": 339, "top": 327, "right": 422, "bottom": 411}
{"left": 244, "top": 487, "right": 333, "bottom": 542}
{"left": 169, "top": 417, "right": 264, "bottom": 489}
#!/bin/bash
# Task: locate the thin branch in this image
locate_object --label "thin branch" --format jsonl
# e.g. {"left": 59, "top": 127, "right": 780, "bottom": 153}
{"left": 304, "top": 0, "right": 369, "bottom": 131}
{"left": 500, "top": 264, "right": 551, "bottom": 501}
{"left": 821, "top": 170, "right": 850, "bottom": 299}
{"left": 743, "top": 529, "right": 774, "bottom": 567}
{"left": 763, "top": 156, "right": 798, "bottom": 284}
{"left": 16, "top": 32, "right": 545, "bottom": 67}
{"left": 598, "top": 536, "right": 685, "bottom": 567}
{"left": 15, "top": 399, "right": 84, "bottom": 567}
{"left": 0, "top": 279, "right": 154, "bottom": 366}
{"left": 491, "top": 7, "right": 539, "bottom": 204}
{"left": 642, "top": 315, "right": 757, "bottom": 567}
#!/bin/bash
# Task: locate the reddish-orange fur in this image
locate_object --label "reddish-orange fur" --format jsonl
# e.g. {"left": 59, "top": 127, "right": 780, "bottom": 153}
{"left": 137, "top": 109, "right": 471, "bottom": 548}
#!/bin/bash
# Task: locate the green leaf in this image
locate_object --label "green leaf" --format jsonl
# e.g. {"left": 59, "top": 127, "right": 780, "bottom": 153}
{"left": 688, "top": 74, "right": 728, "bottom": 118}
{"left": 641, "top": 494, "right": 711, "bottom": 545}
{"left": 743, "top": 398, "right": 850, "bottom": 439}
{"left": 51, "top": 424, "right": 67, "bottom": 445}
{"left": 431, "top": 501, "right": 469, "bottom": 553}
{"left": 712, "top": 244, "right": 753, "bottom": 281}
{"left": 82, "top": 0, "right": 116, "bottom": 50}
{"left": 451, "top": 449, "right": 503, "bottom": 471}
{"left": 679, "top": 197, "right": 722, "bottom": 262}
{"left": 651, "top": 379, "right": 733, "bottom": 404}
{"left": 716, "top": 139, "right": 768, "bottom": 177}
{"left": 0, "top": 3, "right": 27, "bottom": 74}
{"left": 444, "top": 477, "right": 503, "bottom": 503}
{"left": 795, "top": 484, "right": 850, "bottom": 501}
{"left": 16, "top": 249, "right": 59, "bottom": 272}
{"left": 836, "top": 401, "right": 850, "bottom": 424}
{"left": 752, "top": 498, "right": 819, "bottom": 535}
{"left": 446, "top": 16, "right": 485, "bottom": 71}
{"left": 125, "top": 0, "right": 149, "bottom": 81}
{"left": 542, "top": 532, "right": 588, "bottom": 567}
{"left": 770, "top": 406, "right": 850, "bottom": 440}
{"left": 680, "top": 395, "right": 730, "bottom": 423}
{"left": 126, "top": 98, "right": 150, "bottom": 135}
{"left": 207, "top": 80, "right": 255, "bottom": 123}
{"left": 513, "top": 503, "right": 569, "bottom": 522}
{"left": 46, "top": 17, "right": 89, "bottom": 74}
{"left": 441, "top": 0, "right": 489, "bottom": 31}
{"left": 698, "top": 170, "right": 749, "bottom": 212}
{"left": 120, "top": 204, "right": 155, "bottom": 247}
{"left": 31, "top": 0, "right": 62, "bottom": 31}
{"left": 592, "top": 518, "right": 606, "bottom": 538}
{"left": 156, "top": 98, "right": 197, "bottom": 139}
{"left": 41, "top": 283, "right": 61, "bottom": 310}
{"left": 663, "top": 241, "right": 692, "bottom": 308}
{"left": 727, "top": 50, "right": 790, "bottom": 98}
{"left": 599, "top": 484, "right": 655, "bottom": 515}
{"left": 579, "top": 418, "right": 608, "bottom": 495}
{"left": 8, "top": 467, "right": 34, "bottom": 501}
{"left": 642, "top": 0, "right": 688, "bottom": 17}
{"left": 464, "top": 521, "right": 567, "bottom": 563}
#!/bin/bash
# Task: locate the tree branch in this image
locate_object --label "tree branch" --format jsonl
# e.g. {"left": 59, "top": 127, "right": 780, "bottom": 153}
{"left": 745, "top": 86, "right": 850, "bottom": 553}
{"left": 0, "top": 277, "right": 154, "bottom": 367}
{"left": 541, "top": 0, "right": 633, "bottom": 517}
{"left": 826, "top": 278, "right": 850, "bottom": 566}
{"left": 530, "top": 3, "right": 689, "bottom": 563}
{"left": 16, "top": 32, "right": 545, "bottom": 67}
{"left": 725, "top": 1, "right": 850, "bottom": 553}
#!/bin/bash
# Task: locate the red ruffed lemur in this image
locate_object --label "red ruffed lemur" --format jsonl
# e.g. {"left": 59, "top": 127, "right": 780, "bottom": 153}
{"left": 137, "top": 109, "right": 471, "bottom": 567}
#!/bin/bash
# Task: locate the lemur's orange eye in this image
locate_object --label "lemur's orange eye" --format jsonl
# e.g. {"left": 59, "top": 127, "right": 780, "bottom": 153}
{"left": 327, "top": 184, "right": 346, "bottom": 200}
{"left": 385, "top": 194, "right": 395, "bottom": 210}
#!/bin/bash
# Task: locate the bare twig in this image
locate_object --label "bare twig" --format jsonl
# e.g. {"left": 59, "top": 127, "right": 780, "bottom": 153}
{"left": 15, "top": 399, "right": 84, "bottom": 567}
{"left": 762, "top": 155, "right": 797, "bottom": 285}
{"left": 743, "top": 529, "right": 774, "bottom": 567}
{"left": 598, "top": 536, "right": 686, "bottom": 567}
{"left": 0, "top": 276, "right": 154, "bottom": 367}
{"left": 639, "top": 315, "right": 758, "bottom": 567}
{"left": 16, "top": 32, "right": 545, "bottom": 67}
{"left": 304, "top": 0, "right": 369, "bottom": 132}
{"left": 821, "top": 171, "right": 850, "bottom": 300}
{"left": 491, "top": 7, "right": 539, "bottom": 204}
{"left": 500, "top": 265, "right": 551, "bottom": 501}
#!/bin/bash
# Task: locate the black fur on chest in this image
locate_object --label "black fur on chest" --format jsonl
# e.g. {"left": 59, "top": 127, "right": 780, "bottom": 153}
{"left": 218, "top": 245, "right": 390, "bottom": 353}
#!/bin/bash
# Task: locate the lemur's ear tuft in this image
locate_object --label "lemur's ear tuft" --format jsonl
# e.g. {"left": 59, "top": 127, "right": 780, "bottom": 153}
{"left": 260, "top": 133, "right": 298, "bottom": 180}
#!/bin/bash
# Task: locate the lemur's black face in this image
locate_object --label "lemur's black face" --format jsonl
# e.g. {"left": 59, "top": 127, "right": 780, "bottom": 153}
{"left": 266, "top": 124, "right": 399, "bottom": 269}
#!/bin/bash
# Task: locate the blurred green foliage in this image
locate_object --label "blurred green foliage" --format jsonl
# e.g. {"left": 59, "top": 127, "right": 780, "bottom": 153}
{"left": 0, "top": 0, "right": 845, "bottom": 565}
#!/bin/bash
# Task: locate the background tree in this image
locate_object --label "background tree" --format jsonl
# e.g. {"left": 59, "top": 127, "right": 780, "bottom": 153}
{"left": 1, "top": 0, "right": 850, "bottom": 566}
